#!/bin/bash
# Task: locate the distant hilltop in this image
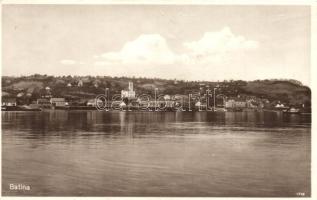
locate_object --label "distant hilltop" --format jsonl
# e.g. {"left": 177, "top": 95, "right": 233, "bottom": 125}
{"left": 1, "top": 74, "right": 311, "bottom": 107}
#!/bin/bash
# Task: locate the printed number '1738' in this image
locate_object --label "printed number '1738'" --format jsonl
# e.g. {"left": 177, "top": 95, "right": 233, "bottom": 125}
{"left": 296, "top": 192, "right": 305, "bottom": 196}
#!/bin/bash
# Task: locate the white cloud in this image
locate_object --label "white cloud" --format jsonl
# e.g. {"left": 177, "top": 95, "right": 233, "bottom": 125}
{"left": 183, "top": 27, "right": 259, "bottom": 64}
{"left": 184, "top": 27, "right": 258, "bottom": 53}
{"left": 60, "top": 59, "right": 76, "bottom": 65}
{"left": 95, "top": 34, "right": 177, "bottom": 66}
{"left": 94, "top": 27, "right": 259, "bottom": 67}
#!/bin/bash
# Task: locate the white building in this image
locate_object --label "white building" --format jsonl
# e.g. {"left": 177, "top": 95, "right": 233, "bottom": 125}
{"left": 78, "top": 80, "right": 83, "bottom": 87}
{"left": 50, "top": 98, "right": 66, "bottom": 107}
{"left": 121, "top": 82, "right": 136, "bottom": 99}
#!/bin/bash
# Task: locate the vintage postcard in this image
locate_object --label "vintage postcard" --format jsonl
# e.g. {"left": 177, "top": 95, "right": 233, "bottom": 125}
{"left": 1, "top": 0, "right": 315, "bottom": 198}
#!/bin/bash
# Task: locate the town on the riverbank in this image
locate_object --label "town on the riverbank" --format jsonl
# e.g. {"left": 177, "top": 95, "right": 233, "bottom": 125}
{"left": 1, "top": 75, "right": 311, "bottom": 114}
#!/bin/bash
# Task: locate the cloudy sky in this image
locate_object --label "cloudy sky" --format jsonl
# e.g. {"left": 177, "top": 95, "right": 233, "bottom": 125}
{"left": 2, "top": 5, "right": 311, "bottom": 86}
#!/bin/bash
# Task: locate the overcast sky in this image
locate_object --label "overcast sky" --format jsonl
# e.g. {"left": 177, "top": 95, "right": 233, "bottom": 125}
{"left": 2, "top": 5, "right": 311, "bottom": 86}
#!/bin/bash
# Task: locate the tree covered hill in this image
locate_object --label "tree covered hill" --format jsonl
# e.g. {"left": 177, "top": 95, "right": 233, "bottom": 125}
{"left": 1, "top": 74, "right": 311, "bottom": 106}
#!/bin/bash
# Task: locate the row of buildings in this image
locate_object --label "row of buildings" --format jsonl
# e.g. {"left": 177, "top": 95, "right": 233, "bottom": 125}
{"left": 2, "top": 82, "right": 271, "bottom": 111}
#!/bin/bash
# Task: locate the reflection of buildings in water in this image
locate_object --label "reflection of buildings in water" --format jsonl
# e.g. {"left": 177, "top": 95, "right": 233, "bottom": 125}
{"left": 119, "top": 112, "right": 134, "bottom": 136}
{"left": 86, "top": 111, "right": 122, "bottom": 133}
{"left": 194, "top": 112, "right": 207, "bottom": 122}
{"left": 86, "top": 111, "right": 106, "bottom": 132}
{"left": 127, "top": 113, "right": 136, "bottom": 132}
{"left": 86, "top": 111, "right": 109, "bottom": 125}
{"left": 49, "top": 110, "right": 68, "bottom": 122}
{"left": 263, "top": 111, "right": 284, "bottom": 126}
{"left": 2, "top": 111, "right": 19, "bottom": 121}
{"left": 255, "top": 111, "right": 264, "bottom": 124}
{"left": 229, "top": 111, "right": 279, "bottom": 126}
{"left": 224, "top": 112, "right": 237, "bottom": 123}
{"left": 119, "top": 111, "right": 126, "bottom": 134}
{"left": 289, "top": 114, "right": 300, "bottom": 123}
{"left": 224, "top": 111, "right": 261, "bottom": 125}
{"left": 118, "top": 112, "right": 185, "bottom": 136}
{"left": 275, "top": 111, "right": 283, "bottom": 122}
{"left": 86, "top": 111, "right": 96, "bottom": 125}
{"left": 225, "top": 111, "right": 288, "bottom": 125}
{"left": 225, "top": 111, "right": 247, "bottom": 124}
{"left": 193, "top": 112, "right": 226, "bottom": 123}
{"left": 175, "top": 111, "right": 184, "bottom": 122}
{"left": 66, "top": 111, "right": 91, "bottom": 131}
{"left": 283, "top": 113, "right": 301, "bottom": 124}
{"left": 2, "top": 111, "right": 47, "bottom": 132}
{"left": 48, "top": 110, "right": 69, "bottom": 131}
{"left": 135, "top": 112, "right": 172, "bottom": 124}
{"left": 245, "top": 112, "right": 257, "bottom": 124}
{"left": 206, "top": 112, "right": 225, "bottom": 123}
{"left": 163, "top": 112, "right": 176, "bottom": 123}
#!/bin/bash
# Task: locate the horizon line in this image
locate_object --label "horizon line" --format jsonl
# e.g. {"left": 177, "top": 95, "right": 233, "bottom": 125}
{"left": 1, "top": 73, "right": 308, "bottom": 86}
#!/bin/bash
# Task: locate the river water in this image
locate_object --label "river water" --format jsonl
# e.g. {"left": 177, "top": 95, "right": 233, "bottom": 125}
{"left": 1, "top": 111, "right": 311, "bottom": 197}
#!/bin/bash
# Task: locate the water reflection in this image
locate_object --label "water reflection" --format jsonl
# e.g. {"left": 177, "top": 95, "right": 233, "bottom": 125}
{"left": 1, "top": 111, "right": 311, "bottom": 135}
{"left": 1, "top": 110, "right": 311, "bottom": 197}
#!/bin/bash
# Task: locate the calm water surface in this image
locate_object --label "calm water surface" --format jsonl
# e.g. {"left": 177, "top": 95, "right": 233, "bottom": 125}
{"left": 2, "top": 111, "right": 311, "bottom": 197}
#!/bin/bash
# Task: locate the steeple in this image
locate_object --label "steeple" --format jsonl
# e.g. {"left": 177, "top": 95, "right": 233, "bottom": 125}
{"left": 129, "top": 82, "right": 133, "bottom": 91}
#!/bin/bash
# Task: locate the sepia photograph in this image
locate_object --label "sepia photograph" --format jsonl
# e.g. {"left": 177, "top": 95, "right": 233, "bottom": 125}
{"left": 1, "top": 1, "right": 315, "bottom": 198}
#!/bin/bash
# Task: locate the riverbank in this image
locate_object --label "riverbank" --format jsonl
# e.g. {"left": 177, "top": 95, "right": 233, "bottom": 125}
{"left": 1, "top": 105, "right": 311, "bottom": 116}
